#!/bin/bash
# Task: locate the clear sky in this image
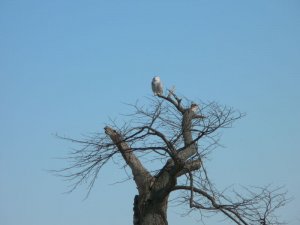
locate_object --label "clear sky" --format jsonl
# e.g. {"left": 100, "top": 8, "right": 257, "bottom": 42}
{"left": 0, "top": 0, "right": 299, "bottom": 224}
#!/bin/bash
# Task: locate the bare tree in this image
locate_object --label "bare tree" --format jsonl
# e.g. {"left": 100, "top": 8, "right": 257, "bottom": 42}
{"left": 55, "top": 85, "right": 287, "bottom": 225}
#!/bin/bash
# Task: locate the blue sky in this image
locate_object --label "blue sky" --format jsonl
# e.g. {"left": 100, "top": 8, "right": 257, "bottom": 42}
{"left": 0, "top": 0, "right": 299, "bottom": 224}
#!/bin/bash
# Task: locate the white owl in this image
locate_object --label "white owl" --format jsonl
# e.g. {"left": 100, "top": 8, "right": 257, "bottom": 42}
{"left": 151, "top": 76, "right": 163, "bottom": 96}
{"left": 190, "top": 103, "right": 199, "bottom": 113}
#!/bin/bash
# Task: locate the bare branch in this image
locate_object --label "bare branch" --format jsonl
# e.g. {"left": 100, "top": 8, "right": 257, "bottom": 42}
{"left": 104, "top": 126, "right": 152, "bottom": 193}
{"left": 176, "top": 160, "right": 202, "bottom": 177}
{"left": 172, "top": 185, "right": 287, "bottom": 225}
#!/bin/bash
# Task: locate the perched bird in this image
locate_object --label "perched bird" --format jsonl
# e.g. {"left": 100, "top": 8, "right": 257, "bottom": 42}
{"left": 191, "top": 103, "right": 205, "bottom": 119}
{"left": 190, "top": 103, "right": 199, "bottom": 113}
{"left": 151, "top": 76, "right": 163, "bottom": 96}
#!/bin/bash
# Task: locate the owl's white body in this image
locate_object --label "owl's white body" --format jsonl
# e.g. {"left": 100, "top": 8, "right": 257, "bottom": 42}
{"left": 151, "top": 76, "right": 163, "bottom": 96}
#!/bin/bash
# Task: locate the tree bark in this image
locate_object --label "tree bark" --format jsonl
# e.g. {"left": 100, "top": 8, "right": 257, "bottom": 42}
{"left": 104, "top": 126, "right": 152, "bottom": 193}
{"left": 178, "top": 108, "right": 197, "bottom": 160}
{"left": 105, "top": 126, "right": 175, "bottom": 225}
{"left": 105, "top": 125, "right": 198, "bottom": 225}
{"left": 133, "top": 194, "right": 169, "bottom": 225}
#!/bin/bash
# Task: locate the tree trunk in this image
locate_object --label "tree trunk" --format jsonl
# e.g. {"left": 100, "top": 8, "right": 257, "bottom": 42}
{"left": 133, "top": 194, "right": 168, "bottom": 225}
{"left": 105, "top": 126, "right": 174, "bottom": 225}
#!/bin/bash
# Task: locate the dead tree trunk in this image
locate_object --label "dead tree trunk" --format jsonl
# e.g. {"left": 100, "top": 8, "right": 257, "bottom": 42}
{"left": 133, "top": 194, "right": 168, "bottom": 225}
{"left": 105, "top": 126, "right": 171, "bottom": 225}
{"left": 104, "top": 124, "right": 181, "bottom": 225}
{"left": 104, "top": 99, "right": 200, "bottom": 225}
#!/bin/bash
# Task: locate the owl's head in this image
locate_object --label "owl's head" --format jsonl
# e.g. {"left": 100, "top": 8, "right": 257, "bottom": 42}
{"left": 153, "top": 76, "right": 161, "bottom": 82}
